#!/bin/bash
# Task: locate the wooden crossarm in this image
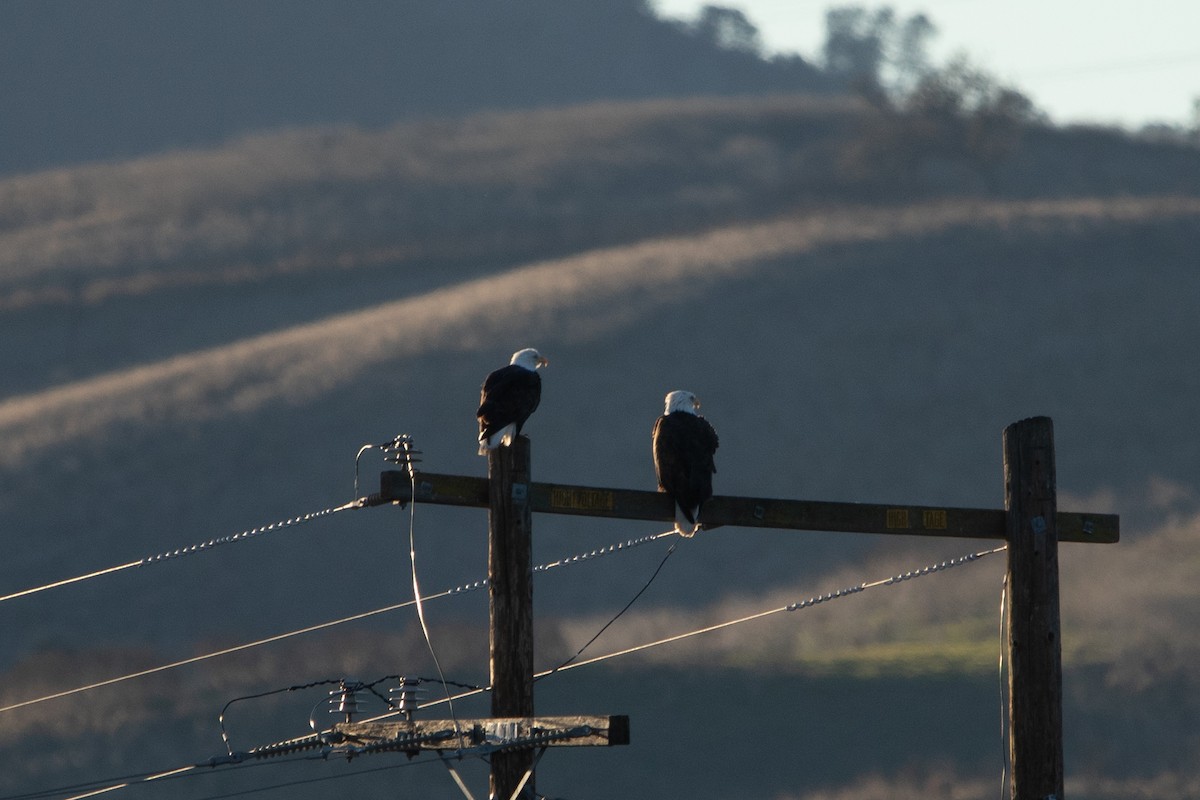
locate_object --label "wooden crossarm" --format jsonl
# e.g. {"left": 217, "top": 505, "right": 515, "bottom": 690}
{"left": 379, "top": 470, "right": 1118, "bottom": 543}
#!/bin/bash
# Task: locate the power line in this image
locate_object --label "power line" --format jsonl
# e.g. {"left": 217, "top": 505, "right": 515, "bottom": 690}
{"left": 552, "top": 545, "right": 1008, "bottom": 678}
{"left": 365, "top": 544, "right": 1010, "bottom": 721}
{"left": 183, "top": 758, "right": 436, "bottom": 800}
{"left": 0, "top": 500, "right": 365, "bottom": 606}
{"left": 0, "top": 527, "right": 679, "bottom": 715}
{"left": 62, "top": 765, "right": 197, "bottom": 800}
{"left": 0, "top": 754, "right": 324, "bottom": 800}
{"left": 10, "top": 747, "right": 439, "bottom": 800}
{"left": 0, "top": 469, "right": 675, "bottom": 609}
{"left": 0, "top": 560, "right": 144, "bottom": 605}
{"left": 0, "top": 536, "right": 1001, "bottom": 720}
{"left": 7, "top": 748, "right": 411, "bottom": 800}
{"left": 11, "top": 542, "right": 1007, "bottom": 800}
{"left": 0, "top": 598, "right": 421, "bottom": 714}
{"left": 0, "top": 770, "right": 175, "bottom": 800}
{"left": 0, "top": 434, "right": 425, "bottom": 608}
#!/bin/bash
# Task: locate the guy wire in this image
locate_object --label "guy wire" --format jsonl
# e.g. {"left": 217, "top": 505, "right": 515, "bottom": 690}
{"left": 538, "top": 534, "right": 679, "bottom": 681}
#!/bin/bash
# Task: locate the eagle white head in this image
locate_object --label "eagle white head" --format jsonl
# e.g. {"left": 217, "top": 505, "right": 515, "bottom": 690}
{"left": 510, "top": 348, "right": 549, "bottom": 371}
{"left": 664, "top": 390, "right": 700, "bottom": 415}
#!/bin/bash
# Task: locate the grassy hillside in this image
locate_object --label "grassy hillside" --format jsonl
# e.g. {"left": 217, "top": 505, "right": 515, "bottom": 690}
{"left": 0, "top": 95, "right": 861, "bottom": 311}
{"left": 0, "top": 0, "right": 833, "bottom": 177}
{"left": 1, "top": 96, "right": 1199, "bottom": 797}
{"left": 5, "top": 95, "right": 1197, "bottom": 310}
{"left": 5, "top": 95, "right": 1200, "bottom": 401}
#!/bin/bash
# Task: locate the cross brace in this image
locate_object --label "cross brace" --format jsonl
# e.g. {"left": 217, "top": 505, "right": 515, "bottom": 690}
{"left": 331, "top": 715, "right": 630, "bottom": 754}
{"left": 377, "top": 470, "right": 1118, "bottom": 544}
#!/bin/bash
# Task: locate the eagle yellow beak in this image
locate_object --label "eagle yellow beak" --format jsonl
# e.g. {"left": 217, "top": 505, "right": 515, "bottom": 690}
{"left": 536, "top": 356, "right": 549, "bottom": 368}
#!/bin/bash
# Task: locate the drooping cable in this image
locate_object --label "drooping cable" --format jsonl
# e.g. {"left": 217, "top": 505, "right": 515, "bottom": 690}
{"left": 353, "top": 435, "right": 411, "bottom": 499}
{"left": 219, "top": 679, "right": 345, "bottom": 756}
{"left": 353, "top": 443, "right": 375, "bottom": 500}
{"left": 394, "top": 436, "right": 465, "bottom": 750}
{"left": 538, "top": 533, "right": 678, "bottom": 681}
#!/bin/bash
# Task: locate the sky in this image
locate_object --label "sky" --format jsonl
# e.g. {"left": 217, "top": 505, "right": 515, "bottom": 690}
{"left": 653, "top": 0, "right": 1200, "bottom": 129}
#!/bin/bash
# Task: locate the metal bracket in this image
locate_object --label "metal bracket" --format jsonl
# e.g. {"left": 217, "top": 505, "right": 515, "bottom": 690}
{"left": 442, "top": 757, "right": 478, "bottom": 800}
{"left": 507, "top": 746, "right": 549, "bottom": 800}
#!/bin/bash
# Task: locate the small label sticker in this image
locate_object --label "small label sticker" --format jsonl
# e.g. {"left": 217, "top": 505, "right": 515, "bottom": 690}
{"left": 1031, "top": 515, "right": 1047, "bottom": 535}
{"left": 922, "top": 509, "right": 948, "bottom": 530}
{"left": 550, "top": 488, "right": 614, "bottom": 511}
{"left": 511, "top": 483, "right": 529, "bottom": 504}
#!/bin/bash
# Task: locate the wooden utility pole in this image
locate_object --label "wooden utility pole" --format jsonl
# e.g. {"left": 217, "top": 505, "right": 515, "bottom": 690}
{"left": 1004, "top": 416, "right": 1064, "bottom": 800}
{"left": 488, "top": 436, "right": 536, "bottom": 799}
{"left": 341, "top": 435, "right": 629, "bottom": 798}
{"left": 370, "top": 416, "right": 1115, "bottom": 798}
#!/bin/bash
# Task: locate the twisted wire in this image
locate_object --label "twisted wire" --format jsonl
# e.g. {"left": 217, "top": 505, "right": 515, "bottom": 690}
{"left": 142, "top": 503, "right": 359, "bottom": 564}
{"left": 533, "top": 530, "right": 676, "bottom": 572}
{"left": 0, "top": 500, "right": 362, "bottom": 605}
{"left": 0, "top": 486, "right": 671, "bottom": 608}
{"left": 786, "top": 548, "right": 1003, "bottom": 611}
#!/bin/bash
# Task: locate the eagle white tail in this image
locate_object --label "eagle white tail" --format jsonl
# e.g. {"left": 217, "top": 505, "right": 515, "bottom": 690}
{"left": 478, "top": 423, "right": 516, "bottom": 455}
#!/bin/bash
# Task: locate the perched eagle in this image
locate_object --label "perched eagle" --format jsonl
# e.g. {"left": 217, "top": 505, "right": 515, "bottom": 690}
{"left": 477, "top": 348, "right": 549, "bottom": 454}
{"left": 652, "top": 390, "right": 719, "bottom": 537}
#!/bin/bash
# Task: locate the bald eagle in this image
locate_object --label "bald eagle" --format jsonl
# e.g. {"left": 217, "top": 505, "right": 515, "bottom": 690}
{"left": 652, "top": 390, "right": 719, "bottom": 537}
{"left": 477, "top": 348, "right": 548, "bottom": 454}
